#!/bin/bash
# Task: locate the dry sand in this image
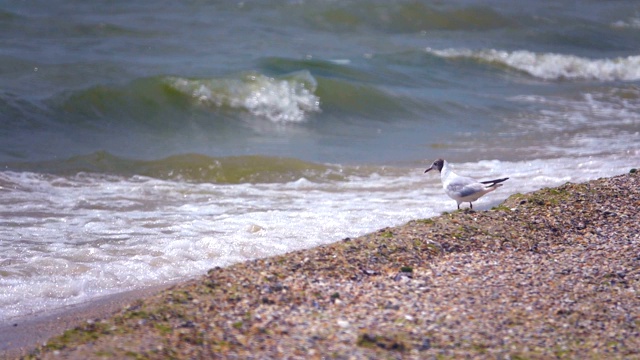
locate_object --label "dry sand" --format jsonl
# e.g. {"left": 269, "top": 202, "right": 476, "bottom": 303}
{"left": 5, "top": 171, "right": 640, "bottom": 359}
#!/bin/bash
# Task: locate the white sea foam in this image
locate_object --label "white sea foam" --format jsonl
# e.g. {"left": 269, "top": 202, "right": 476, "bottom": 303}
{"left": 448, "top": 86, "right": 640, "bottom": 160}
{"left": 0, "top": 154, "right": 635, "bottom": 321}
{"left": 496, "top": 89, "right": 640, "bottom": 158}
{"left": 168, "top": 71, "right": 321, "bottom": 122}
{"left": 611, "top": 18, "right": 640, "bottom": 29}
{"left": 427, "top": 48, "right": 640, "bottom": 81}
{"left": 510, "top": 88, "right": 640, "bottom": 131}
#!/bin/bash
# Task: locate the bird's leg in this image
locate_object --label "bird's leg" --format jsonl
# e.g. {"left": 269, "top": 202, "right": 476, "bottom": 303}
{"left": 470, "top": 202, "right": 473, "bottom": 209}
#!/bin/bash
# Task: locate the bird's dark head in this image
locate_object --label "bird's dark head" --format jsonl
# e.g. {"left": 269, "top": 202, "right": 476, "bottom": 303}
{"left": 424, "top": 159, "right": 445, "bottom": 173}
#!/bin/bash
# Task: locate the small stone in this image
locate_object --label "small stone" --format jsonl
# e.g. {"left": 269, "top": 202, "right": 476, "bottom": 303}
{"left": 419, "top": 338, "right": 432, "bottom": 351}
{"left": 337, "top": 319, "right": 349, "bottom": 328}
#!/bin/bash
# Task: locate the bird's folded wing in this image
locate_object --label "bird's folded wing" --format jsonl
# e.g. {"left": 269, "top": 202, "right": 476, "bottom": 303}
{"left": 448, "top": 182, "right": 486, "bottom": 198}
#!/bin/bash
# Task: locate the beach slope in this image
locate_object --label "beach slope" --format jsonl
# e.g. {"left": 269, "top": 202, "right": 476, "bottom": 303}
{"left": 15, "top": 171, "right": 640, "bottom": 359}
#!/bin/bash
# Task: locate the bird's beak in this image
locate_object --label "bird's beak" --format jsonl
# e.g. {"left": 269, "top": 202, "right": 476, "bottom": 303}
{"left": 424, "top": 166, "right": 433, "bottom": 173}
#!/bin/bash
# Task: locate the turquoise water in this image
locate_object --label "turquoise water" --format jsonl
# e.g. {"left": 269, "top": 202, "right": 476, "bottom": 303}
{"left": 1, "top": 1, "right": 639, "bottom": 320}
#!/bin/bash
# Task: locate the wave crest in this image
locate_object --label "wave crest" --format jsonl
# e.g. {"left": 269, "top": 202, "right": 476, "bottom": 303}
{"left": 427, "top": 48, "right": 640, "bottom": 81}
{"left": 167, "top": 71, "right": 321, "bottom": 122}
{"left": 611, "top": 18, "right": 640, "bottom": 29}
{"left": 3, "top": 152, "right": 348, "bottom": 184}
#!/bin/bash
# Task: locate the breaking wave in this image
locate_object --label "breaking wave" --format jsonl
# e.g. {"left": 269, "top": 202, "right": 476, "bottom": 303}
{"left": 427, "top": 48, "right": 640, "bottom": 81}
{"left": 611, "top": 18, "right": 640, "bottom": 29}
{"left": 2, "top": 152, "right": 350, "bottom": 184}
{"left": 167, "top": 71, "right": 320, "bottom": 123}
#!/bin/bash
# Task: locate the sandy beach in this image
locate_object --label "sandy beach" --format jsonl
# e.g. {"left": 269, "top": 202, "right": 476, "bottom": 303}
{"left": 4, "top": 170, "right": 639, "bottom": 359}
{"left": 1, "top": 284, "right": 174, "bottom": 359}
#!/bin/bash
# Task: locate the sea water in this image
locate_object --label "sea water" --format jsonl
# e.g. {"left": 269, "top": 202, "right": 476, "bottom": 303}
{"left": 1, "top": 0, "right": 638, "bottom": 321}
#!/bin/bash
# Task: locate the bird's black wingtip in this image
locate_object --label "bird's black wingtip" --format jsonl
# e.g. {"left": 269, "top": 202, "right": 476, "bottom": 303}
{"left": 480, "top": 177, "right": 509, "bottom": 185}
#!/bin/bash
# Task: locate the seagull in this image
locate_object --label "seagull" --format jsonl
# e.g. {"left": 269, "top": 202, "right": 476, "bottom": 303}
{"left": 424, "top": 159, "right": 508, "bottom": 210}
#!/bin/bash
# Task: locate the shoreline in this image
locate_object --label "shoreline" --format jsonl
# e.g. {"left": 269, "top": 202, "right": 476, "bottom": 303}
{"left": 7, "top": 171, "right": 640, "bottom": 359}
{"left": 0, "top": 284, "right": 175, "bottom": 359}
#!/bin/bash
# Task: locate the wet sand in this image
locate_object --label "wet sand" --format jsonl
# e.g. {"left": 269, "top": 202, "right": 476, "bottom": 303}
{"left": 0, "top": 284, "right": 173, "bottom": 359}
